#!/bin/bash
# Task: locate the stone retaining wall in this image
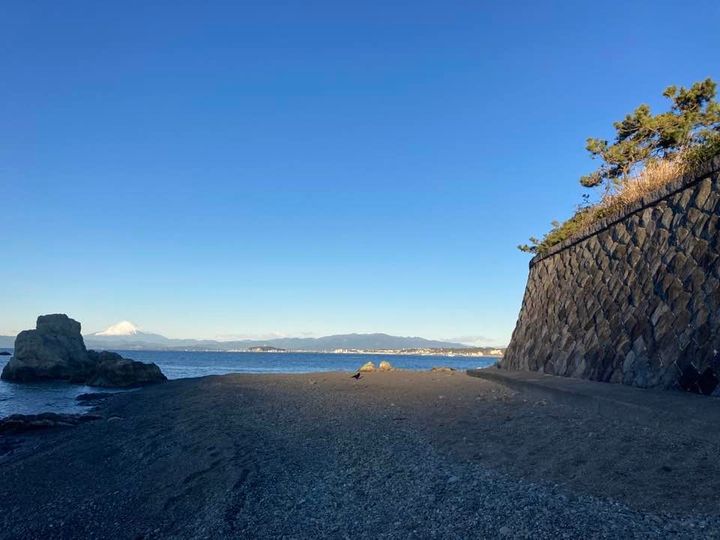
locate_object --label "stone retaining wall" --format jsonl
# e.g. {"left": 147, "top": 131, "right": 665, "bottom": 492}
{"left": 502, "top": 157, "right": 720, "bottom": 394}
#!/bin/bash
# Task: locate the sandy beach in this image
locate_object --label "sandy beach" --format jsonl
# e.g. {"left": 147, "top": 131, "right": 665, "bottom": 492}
{"left": 1, "top": 371, "right": 720, "bottom": 539}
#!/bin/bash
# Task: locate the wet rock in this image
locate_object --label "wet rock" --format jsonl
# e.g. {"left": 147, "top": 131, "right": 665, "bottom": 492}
{"left": 0, "top": 412, "right": 101, "bottom": 434}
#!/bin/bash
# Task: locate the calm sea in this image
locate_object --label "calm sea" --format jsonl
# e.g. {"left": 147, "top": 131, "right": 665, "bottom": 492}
{"left": 0, "top": 349, "right": 496, "bottom": 417}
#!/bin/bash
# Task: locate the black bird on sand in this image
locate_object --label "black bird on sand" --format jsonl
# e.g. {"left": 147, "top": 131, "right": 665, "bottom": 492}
{"left": 351, "top": 372, "right": 362, "bottom": 380}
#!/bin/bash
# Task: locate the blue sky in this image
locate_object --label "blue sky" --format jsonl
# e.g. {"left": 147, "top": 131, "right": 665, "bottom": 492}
{"left": 1, "top": 1, "right": 718, "bottom": 344}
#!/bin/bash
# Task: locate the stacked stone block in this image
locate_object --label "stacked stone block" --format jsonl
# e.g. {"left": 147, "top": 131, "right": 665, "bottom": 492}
{"left": 502, "top": 158, "right": 720, "bottom": 394}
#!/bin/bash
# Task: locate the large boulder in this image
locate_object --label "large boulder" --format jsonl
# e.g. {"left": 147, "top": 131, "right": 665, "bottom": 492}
{"left": 1, "top": 315, "right": 166, "bottom": 387}
{"left": 378, "top": 360, "right": 393, "bottom": 371}
{"left": 2, "top": 314, "right": 94, "bottom": 382}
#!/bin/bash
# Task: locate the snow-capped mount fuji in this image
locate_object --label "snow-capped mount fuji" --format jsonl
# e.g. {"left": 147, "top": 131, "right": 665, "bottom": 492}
{"left": 85, "top": 321, "right": 173, "bottom": 348}
{"left": 94, "top": 321, "right": 142, "bottom": 336}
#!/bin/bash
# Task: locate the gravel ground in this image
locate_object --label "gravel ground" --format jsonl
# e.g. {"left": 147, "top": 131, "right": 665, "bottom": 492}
{"left": 1, "top": 371, "right": 719, "bottom": 539}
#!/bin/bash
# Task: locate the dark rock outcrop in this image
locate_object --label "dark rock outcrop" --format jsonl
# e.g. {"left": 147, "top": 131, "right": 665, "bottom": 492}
{"left": 85, "top": 351, "right": 166, "bottom": 387}
{"left": 0, "top": 351, "right": 11, "bottom": 356}
{"left": 1, "top": 314, "right": 166, "bottom": 387}
{"left": 0, "top": 412, "right": 101, "bottom": 434}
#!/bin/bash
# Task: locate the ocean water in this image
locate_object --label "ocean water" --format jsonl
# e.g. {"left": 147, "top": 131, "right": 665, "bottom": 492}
{"left": 0, "top": 349, "right": 496, "bottom": 417}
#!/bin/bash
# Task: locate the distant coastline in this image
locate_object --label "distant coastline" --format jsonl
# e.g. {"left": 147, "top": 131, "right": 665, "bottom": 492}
{"left": 0, "top": 328, "right": 506, "bottom": 356}
{"left": 234, "top": 347, "right": 504, "bottom": 357}
{"left": 0, "top": 343, "right": 503, "bottom": 357}
{"left": 102, "top": 347, "right": 503, "bottom": 357}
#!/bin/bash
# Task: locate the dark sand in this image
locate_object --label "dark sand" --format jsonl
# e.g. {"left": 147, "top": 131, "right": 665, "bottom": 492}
{"left": 1, "top": 371, "right": 720, "bottom": 539}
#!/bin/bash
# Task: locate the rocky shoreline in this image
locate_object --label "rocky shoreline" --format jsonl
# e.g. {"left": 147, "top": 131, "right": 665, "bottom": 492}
{"left": 1, "top": 371, "right": 720, "bottom": 538}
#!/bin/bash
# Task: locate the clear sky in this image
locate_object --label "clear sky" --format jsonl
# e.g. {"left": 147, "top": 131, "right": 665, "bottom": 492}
{"left": 2, "top": 1, "right": 718, "bottom": 344}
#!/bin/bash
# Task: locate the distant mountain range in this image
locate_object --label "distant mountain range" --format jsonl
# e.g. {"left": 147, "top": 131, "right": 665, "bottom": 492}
{"left": 0, "top": 321, "right": 473, "bottom": 352}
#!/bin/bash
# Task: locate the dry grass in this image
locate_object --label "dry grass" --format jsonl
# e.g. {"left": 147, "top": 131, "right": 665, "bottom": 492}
{"left": 525, "top": 140, "right": 720, "bottom": 256}
{"left": 529, "top": 154, "right": 696, "bottom": 256}
{"left": 597, "top": 156, "right": 688, "bottom": 219}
